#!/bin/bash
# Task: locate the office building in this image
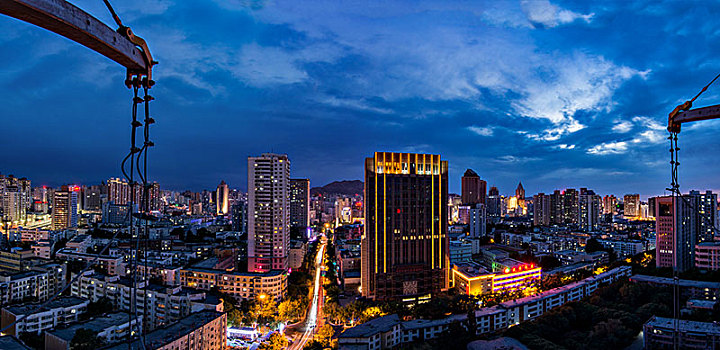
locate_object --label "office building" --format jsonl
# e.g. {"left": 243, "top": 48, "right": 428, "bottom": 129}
{"left": 486, "top": 186, "right": 501, "bottom": 222}
{"left": 51, "top": 186, "right": 78, "bottom": 230}
{"left": 361, "top": 152, "right": 449, "bottom": 301}
{"left": 624, "top": 194, "right": 640, "bottom": 218}
{"left": 216, "top": 180, "right": 229, "bottom": 215}
{"left": 289, "top": 178, "right": 310, "bottom": 228}
{"left": 247, "top": 153, "right": 290, "bottom": 273}
{"left": 461, "top": 169, "right": 486, "bottom": 205}
{"left": 656, "top": 196, "right": 696, "bottom": 272}
{"left": 231, "top": 201, "right": 247, "bottom": 234}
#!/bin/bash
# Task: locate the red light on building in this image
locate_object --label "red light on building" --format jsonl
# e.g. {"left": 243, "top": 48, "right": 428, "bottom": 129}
{"left": 504, "top": 268, "right": 510, "bottom": 274}
{"left": 396, "top": 209, "right": 401, "bottom": 214}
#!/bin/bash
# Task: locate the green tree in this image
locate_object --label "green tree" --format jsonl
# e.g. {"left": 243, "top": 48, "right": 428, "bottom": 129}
{"left": 85, "top": 297, "right": 114, "bottom": 318}
{"left": 260, "top": 332, "right": 288, "bottom": 350}
{"left": 70, "top": 328, "right": 105, "bottom": 350}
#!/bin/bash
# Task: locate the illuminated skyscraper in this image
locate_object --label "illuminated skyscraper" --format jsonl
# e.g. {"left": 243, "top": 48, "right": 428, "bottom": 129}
{"left": 216, "top": 180, "right": 229, "bottom": 215}
{"left": 52, "top": 185, "right": 78, "bottom": 230}
{"left": 461, "top": 169, "right": 486, "bottom": 205}
{"left": 656, "top": 196, "right": 696, "bottom": 272}
{"left": 603, "top": 195, "right": 618, "bottom": 215}
{"left": 289, "top": 178, "right": 310, "bottom": 228}
{"left": 248, "top": 153, "right": 290, "bottom": 273}
{"left": 361, "top": 152, "right": 449, "bottom": 301}
{"left": 578, "top": 189, "right": 601, "bottom": 231}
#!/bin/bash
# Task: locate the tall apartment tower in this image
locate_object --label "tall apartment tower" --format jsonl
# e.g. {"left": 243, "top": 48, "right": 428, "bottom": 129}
{"left": 603, "top": 195, "right": 618, "bottom": 215}
{"left": 533, "top": 193, "right": 551, "bottom": 226}
{"left": 689, "top": 190, "right": 718, "bottom": 242}
{"left": 361, "top": 152, "right": 449, "bottom": 301}
{"left": 248, "top": 153, "right": 290, "bottom": 273}
{"left": 578, "top": 189, "right": 601, "bottom": 231}
{"left": 216, "top": 181, "right": 229, "bottom": 215}
{"left": 51, "top": 185, "right": 78, "bottom": 230}
{"left": 624, "top": 194, "right": 640, "bottom": 218}
{"left": 289, "top": 178, "right": 310, "bottom": 228}
{"left": 656, "top": 196, "right": 696, "bottom": 272}
{"left": 562, "top": 189, "right": 579, "bottom": 224}
{"left": 461, "top": 169, "right": 486, "bottom": 205}
{"left": 107, "top": 178, "right": 130, "bottom": 205}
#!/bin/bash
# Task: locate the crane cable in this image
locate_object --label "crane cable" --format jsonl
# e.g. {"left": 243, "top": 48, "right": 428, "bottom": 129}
{"left": 666, "top": 71, "right": 720, "bottom": 350}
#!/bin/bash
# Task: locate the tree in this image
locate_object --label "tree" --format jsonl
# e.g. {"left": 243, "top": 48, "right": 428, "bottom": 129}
{"left": 315, "top": 324, "right": 335, "bottom": 348}
{"left": 260, "top": 332, "right": 288, "bottom": 350}
{"left": 252, "top": 295, "right": 278, "bottom": 324}
{"left": 70, "top": 328, "right": 105, "bottom": 350}
{"left": 85, "top": 297, "right": 114, "bottom": 318}
{"left": 279, "top": 299, "right": 306, "bottom": 322}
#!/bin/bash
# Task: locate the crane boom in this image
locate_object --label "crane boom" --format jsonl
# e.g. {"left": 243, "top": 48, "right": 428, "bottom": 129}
{"left": 668, "top": 103, "right": 720, "bottom": 132}
{"left": 0, "top": 0, "right": 153, "bottom": 80}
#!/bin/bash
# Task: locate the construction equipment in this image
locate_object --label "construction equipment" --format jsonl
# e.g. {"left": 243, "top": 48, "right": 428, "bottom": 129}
{"left": 0, "top": 1, "right": 156, "bottom": 348}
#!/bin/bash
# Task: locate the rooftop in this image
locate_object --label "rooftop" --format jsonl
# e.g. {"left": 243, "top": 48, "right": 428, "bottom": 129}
{"left": 630, "top": 274, "right": 720, "bottom": 289}
{"left": 4, "top": 296, "right": 87, "bottom": 316}
{"left": 645, "top": 316, "right": 720, "bottom": 335}
{"left": 48, "top": 312, "right": 136, "bottom": 341}
{"left": 339, "top": 314, "right": 401, "bottom": 338}
{"left": 0, "top": 336, "right": 31, "bottom": 350}
{"left": 103, "top": 310, "right": 225, "bottom": 349}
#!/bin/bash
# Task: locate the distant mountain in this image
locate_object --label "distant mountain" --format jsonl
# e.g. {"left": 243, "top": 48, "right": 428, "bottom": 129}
{"left": 311, "top": 180, "right": 363, "bottom": 196}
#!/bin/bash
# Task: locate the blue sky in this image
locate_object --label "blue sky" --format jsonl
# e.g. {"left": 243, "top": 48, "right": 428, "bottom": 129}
{"left": 1, "top": 0, "right": 720, "bottom": 198}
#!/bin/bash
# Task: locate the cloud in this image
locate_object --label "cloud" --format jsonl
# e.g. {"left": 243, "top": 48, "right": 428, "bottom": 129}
{"left": 554, "top": 144, "right": 576, "bottom": 150}
{"left": 494, "top": 155, "right": 541, "bottom": 164}
{"left": 467, "top": 126, "right": 494, "bottom": 137}
{"left": 540, "top": 167, "right": 632, "bottom": 180}
{"left": 521, "top": 0, "right": 594, "bottom": 28}
{"left": 587, "top": 141, "right": 629, "bottom": 155}
{"left": 612, "top": 120, "right": 633, "bottom": 133}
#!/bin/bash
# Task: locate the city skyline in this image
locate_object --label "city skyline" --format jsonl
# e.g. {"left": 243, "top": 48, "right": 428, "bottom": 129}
{"left": 2, "top": 1, "right": 720, "bottom": 197}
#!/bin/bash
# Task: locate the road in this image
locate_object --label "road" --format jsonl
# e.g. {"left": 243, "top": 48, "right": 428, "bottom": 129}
{"left": 289, "top": 237, "right": 326, "bottom": 350}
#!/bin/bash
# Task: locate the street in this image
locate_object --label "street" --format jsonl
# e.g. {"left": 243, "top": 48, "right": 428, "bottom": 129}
{"left": 288, "top": 236, "right": 326, "bottom": 350}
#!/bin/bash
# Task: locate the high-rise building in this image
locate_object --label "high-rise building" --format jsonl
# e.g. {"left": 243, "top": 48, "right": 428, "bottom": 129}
{"left": 578, "top": 189, "right": 601, "bottom": 231}
{"left": 82, "top": 185, "right": 102, "bottom": 212}
{"left": 216, "top": 181, "right": 229, "bottom": 215}
{"left": 603, "top": 195, "right": 618, "bottom": 215}
{"left": 289, "top": 178, "right": 310, "bottom": 228}
{"left": 550, "top": 190, "right": 563, "bottom": 224}
{"left": 468, "top": 204, "right": 486, "bottom": 237}
{"left": 486, "top": 186, "right": 501, "bottom": 223}
{"left": 361, "top": 152, "right": 449, "bottom": 301}
{"left": 562, "top": 189, "right": 579, "bottom": 224}
{"left": 52, "top": 186, "right": 79, "bottom": 230}
{"left": 624, "top": 194, "right": 640, "bottom": 218}
{"left": 107, "top": 178, "right": 130, "bottom": 205}
{"left": 248, "top": 153, "right": 290, "bottom": 273}
{"left": 461, "top": 169, "right": 486, "bottom": 205}
{"left": 533, "top": 193, "right": 551, "bottom": 226}
{"left": 688, "top": 190, "right": 718, "bottom": 242}
{"left": 656, "top": 196, "right": 696, "bottom": 272}
{"left": 231, "top": 201, "right": 247, "bottom": 234}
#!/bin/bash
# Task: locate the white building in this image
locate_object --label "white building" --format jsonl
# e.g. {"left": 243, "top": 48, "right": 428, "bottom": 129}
{"left": 0, "top": 296, "right": 88, "bottom": 336}
{"left": 247, "top": 153, "right": 290, "bottom": 273}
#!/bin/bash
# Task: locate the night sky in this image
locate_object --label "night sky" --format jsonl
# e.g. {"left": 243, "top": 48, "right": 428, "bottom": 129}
{"left": 2, "top": 0, "right": 720, "bottom": 199}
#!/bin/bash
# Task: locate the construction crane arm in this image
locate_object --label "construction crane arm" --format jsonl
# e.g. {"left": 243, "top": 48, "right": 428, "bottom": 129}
{"left": 0, "top": 0, "right": 154, "bottom": 81}
{"left": 668, "top": 102, "right": 720, "bottom": 133}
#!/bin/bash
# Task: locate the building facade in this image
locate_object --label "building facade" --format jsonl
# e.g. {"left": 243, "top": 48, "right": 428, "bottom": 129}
{"left": 361, "top": 152, "right": 449, "bottom": 301}
{"left": 289, "top": 178, "right": 310, "bottom": 228}
{"left": 248, "top": 153, "right": 290, "bottom": 273}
